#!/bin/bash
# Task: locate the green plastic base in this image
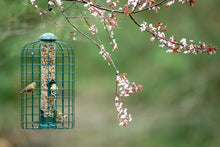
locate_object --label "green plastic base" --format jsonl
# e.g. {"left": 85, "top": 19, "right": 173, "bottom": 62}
{"left": 38, "top": 123, "right": 57, "bottom": 129}
{"left": 38, "top": 117, "right": 57, "bottom": 129}
{"left": 38, "top": 108, "right": 57, "bottom": 129}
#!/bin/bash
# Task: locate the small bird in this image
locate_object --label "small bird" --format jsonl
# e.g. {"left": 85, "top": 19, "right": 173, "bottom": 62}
{"left": 56, "top": 110, "right": 67, "bottom": 121}
{"left": 50, "top": 82, "right": 58, "bottom": 97}
{"left": 20, "top": 82, "right": 37, "bottom": 95}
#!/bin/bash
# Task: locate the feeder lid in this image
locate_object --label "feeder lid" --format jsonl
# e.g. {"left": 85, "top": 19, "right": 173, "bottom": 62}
{"left": 39, "top": 33, "right": 57, "bottom": 41}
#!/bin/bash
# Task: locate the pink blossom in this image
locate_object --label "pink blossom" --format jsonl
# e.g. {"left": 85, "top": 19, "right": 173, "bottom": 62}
{"left": 30, "top": 0, "right": 35, "bottom": 5}
{"left": 99, "top": 45, "right": 113, "bottom": 65}
{"left": 115, "top": 96, "right": 132, "bottom": 127}
{"left": 166, "top": 49, "right": 173, "bottom": 53}
{"left": 49, "top": 0, "right": 63, "bottom": 9}
{"left": 127, "top": 0, "right": 138, "bottom": 11}
{"left": 39, "top": 11, "right": 47, "bottom": 15}
{"left": 179, "top": 0, "right": 186, "bottom": 4}
{"left": 84, "top": 2, "right": 92, "bottom": 7}
{"left": 110, "top": 39, "right": 118, "bottom": 51}
{"left": 48, "top": 1, "right": 54, "bottom": 5}
{"left": 118, "top": 7, "right": 123, "bottom": 10}
{"left": 89, "top": 25, "right": 98, "bottom": 35}
{"left": 166, "top": 0, "right": 175, "bottom": 7}
{"left": 180, "top": 38, "right": 187, "bottom": 45}
{"left": 117, "top": 73, "right": 142, "bottom": 97}
{"left": 106, "top": 0, "right": 119, "bottom": 8}
{"left": 109, "top": 31, "right": 114, "bottom": 38}
{"left": 152, "top": 6, "right": 160, "bottom": 13}
{"left": 150, "top": 36, "right": 155, "bottom": 44}
{"left": 140, "top": 21, "right": 147, "bottom": 31}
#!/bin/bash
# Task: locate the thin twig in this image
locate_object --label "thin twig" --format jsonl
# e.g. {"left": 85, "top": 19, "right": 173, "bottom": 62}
{"left": 61, "top": 10, "right": 119, "bottom": 72}
{"left": 129, "top": 14, "right": 141, "bottom": 27}
{"left": 67, "top": 16, "right": 94, "bottom": 19}
{"left": 63, "top": 1, "right": 75, "bottom": 12}
{"left": 24, "top": 0, "right": 70, "bottom": 33}
{"left": 133, "top": 0, "right": 168, "bottom": 14}
{"left": 61, "top": 10, "right": 100, "bottom": 47}
{"left": 128, "top": 14, "right": 212, "bottom": 52}
{"left": 64, "top": 0, "right": 168, "bottom": 14}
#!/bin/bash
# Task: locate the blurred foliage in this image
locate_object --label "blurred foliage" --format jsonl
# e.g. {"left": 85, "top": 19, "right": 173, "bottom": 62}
{"left": 0, "top": 0, "right": 220, "bottom": 147}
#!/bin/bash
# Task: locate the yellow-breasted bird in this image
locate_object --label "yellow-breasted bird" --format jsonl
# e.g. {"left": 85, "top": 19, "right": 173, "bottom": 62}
{"left": 20, "top": 82, "right": 37, "bottom": 95}
{"left": 56, "top": 110, "right": 67, "bottom": 121}
{"left": 50, "top": 83, "right": 58, "bottom": 97}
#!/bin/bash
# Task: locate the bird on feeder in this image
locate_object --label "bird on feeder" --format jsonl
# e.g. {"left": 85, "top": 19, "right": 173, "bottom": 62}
{"left": 56, "top": 110, "right": 67, "bottom": 122}
{"left": 49, "top": 79, "right": 58, "bottom": 97}
{"left": 20, "top": 82, "right": 37, "bottom": 95}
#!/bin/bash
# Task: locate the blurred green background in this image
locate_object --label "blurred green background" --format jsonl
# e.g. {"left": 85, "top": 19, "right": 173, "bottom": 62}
{"left": 0, "top": 0, "right": 220, "bottom": 147}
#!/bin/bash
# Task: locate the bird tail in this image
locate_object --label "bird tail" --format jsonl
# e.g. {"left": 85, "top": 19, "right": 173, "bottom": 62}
{"left": 19, "top": 90, "right": 26, "bottom": 95}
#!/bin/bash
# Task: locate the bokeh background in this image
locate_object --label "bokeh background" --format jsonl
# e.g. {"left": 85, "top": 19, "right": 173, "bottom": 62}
{"left": 0, "top": 0, "right": 220, "bottom": 147}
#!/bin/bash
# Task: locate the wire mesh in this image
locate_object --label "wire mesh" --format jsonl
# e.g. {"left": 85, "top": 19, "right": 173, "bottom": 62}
{"left": 21, "top": 36, "right": 74, "bottom": 129}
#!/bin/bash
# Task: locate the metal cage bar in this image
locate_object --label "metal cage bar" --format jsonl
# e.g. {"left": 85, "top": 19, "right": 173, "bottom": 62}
{"left": 21, "top": 33, "right": 74, "bottom": 129}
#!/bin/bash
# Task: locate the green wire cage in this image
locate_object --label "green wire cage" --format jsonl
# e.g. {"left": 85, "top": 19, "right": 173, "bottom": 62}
{"left": 21, "top": 33, "right": 74, "bottom": 129}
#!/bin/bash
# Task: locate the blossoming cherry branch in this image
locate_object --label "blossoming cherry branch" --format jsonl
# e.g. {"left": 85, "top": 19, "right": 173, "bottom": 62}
{"left": 26, "top": 0, "right": 218, "bottom": 127}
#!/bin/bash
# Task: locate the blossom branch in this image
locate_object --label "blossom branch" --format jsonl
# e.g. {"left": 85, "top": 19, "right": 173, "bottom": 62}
{"left": 61, "top": 2, "right": 141, "bottom": 127}
{"left": 132, "top": 0, "right": 168, "bottom": 14}
{"left": 129, "top": 14, "right": 218, "bottom": 54}
{"left": 115, "top": 73, "right": 142, "bottom": 127}
{"left": 25, "top": 0, "right": 217, "bottom": 127}
{"left": 64, "top": 0, "right": 169, "bottom": 14}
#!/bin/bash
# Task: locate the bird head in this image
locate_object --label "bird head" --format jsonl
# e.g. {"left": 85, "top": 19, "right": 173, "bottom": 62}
{"left": 50, "top": 79, "right": 55, "bottom": 84}
{"left": 51, "top": 83, "right": 57, "bottom": 89}
{"left": 49, "top": 79, "right": 56, "bottom": 87}
{"left": 33, "top": 82, "right": 37, "bottom": 87}
{"left": 56, "top": 110, "right": 63, "bottom": 115}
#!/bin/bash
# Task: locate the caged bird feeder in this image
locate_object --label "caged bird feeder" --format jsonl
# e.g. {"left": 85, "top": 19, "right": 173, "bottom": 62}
{"left": 21, "top": 33, "right": 74, "bottom": 129}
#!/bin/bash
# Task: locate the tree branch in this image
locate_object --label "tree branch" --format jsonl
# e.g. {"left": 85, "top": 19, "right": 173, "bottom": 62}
{"left": 64, "top": 0, "right": 169, "bottom": 14}
{"left": 129, "top": 14, "right": 218, "bottom": 54}
{"left": 61, "top": 9, "right": 119, "bottom": 73}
